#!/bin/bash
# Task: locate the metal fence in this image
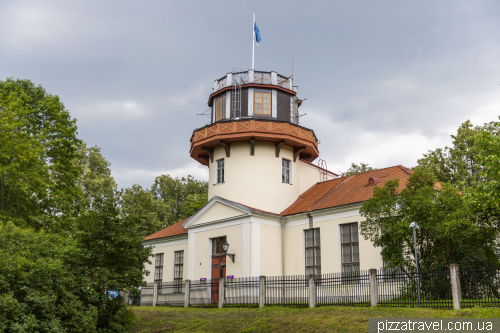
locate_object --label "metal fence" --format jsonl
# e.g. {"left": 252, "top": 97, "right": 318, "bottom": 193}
{"left": 139, "top": 265, "right": 500, "bottom": 309}
{"left": 377, "top": 266, "right": 453, "bottom": 308}
{"left": 224, "top": 277, "right": 260, "bottom": 307}
{"left": 460, "top": 265, "right": 500, "bottom": 307}
{"left": 189, "top": 278, "right": 218, "bottom": 308}
{"left": 316, "top": 271, "right": 371, "bottom": 307}
{"left": 157, "top": 280, "right": 185, "bottom": 306}
{"left": 140, "top": 282, "right": 154, "bottom": 306}
{"left": 265, "top": 275, "right": 309, "bottom": 307}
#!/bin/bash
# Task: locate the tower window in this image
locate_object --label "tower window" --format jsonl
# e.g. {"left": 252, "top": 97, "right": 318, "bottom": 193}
{"left": 217, "top": 159, "right": 224, "bottom": 184}
{"left": 305, "top": 228, "right": 321, "bottom": 276}
{"left": 215, "top": 96, "right": 226, "bottom": 121}
{"left": 254, "top": 91, "right": 271, "bottom": 115}
{"left": 282, "top": 159, "right": 291, "bottom": 183}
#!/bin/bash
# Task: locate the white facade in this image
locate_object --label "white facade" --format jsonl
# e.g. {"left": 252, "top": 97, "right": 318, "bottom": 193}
{"left": 142, "top": 145, "right": 383, "bottom": 284}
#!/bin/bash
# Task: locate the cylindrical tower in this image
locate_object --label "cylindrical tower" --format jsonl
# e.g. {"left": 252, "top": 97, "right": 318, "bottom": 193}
{"left": 190, "top": 69, "right": 324, "bottom": 214}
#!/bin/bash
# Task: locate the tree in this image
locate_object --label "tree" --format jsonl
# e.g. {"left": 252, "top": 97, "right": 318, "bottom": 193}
{"left": 151, "top": 175, "right": 208, "bottom": 227}
{"left": 360, "top": 169, "right": 498, "bottom": 272}
{"left": 0, "top": 79, "right": 150, "bottom": 332}
{"left": 0, "top": 222, "right": 97, "bottom": 332}
{"left": 340, "top": 163, "right": 376, "bottom": 177}
{"left": 75, "top": 142, "right": 117, "bottom": 201}
{"left": 414, "top": 120, "right": 498, "bottom": 190}
{"left": 120, "top": 185, "right": 164, "bottom": 236}
{"left": 0, "top": 78, "right": 81, "bottom": 230}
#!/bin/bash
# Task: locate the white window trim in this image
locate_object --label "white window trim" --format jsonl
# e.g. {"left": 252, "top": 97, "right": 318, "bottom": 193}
{"left": 272, "top": 90, "right": 277, "bottom": 118}
{"left": 282, "top": 158, "right": 292, "bottom": 184}
{"left": 225, "top": 91, "right": 231, "bottom": 119}
{"left": 248, "top": 88, "right": 254, "bottom": 116}
{"left": 215, "top": 158, "right": 224, "bottom": 184}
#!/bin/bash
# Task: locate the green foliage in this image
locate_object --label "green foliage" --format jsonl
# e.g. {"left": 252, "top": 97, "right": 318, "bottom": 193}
{"left": 414, "top": 120, "right": 498, "bottom": 190}
{"left": 75, "top": 142, "right": 117, "bottom": 202}
{"left": 340, "top": 163, "right": 376, "bottom": 177}
{"left": 0, "top": 78, "right": 150, "bottom": 332}
{"left": 151, "top": 175, "right": 208, "bottom": 228}
{"left": 0, "top": 78, "right": 81, "bottom": 230}
{"left": 120, "top": 185, "right": 164, "bottom": 236}
{"left": 360, "top": 169, "right": 498, "bottom": 271}
{"left": 0, "top": 222, "right": 97, "bottom": 332}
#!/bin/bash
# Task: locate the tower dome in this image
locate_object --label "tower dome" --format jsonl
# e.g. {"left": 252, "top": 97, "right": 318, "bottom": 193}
{"left": 189, "top": 69, "right": 328, "bottom": 214}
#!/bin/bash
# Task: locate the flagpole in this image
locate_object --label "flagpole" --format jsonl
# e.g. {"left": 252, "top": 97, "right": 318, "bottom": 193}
{"left": 252, "top": 13, "right": 255, "bottom": 70}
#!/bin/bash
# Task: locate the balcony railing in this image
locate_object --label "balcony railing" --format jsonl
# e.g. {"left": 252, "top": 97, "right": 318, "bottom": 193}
{"left": 213, "top": 70, "right": 293, "bottom": 93}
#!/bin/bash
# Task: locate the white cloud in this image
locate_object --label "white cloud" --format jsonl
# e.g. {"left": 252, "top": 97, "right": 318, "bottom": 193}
{"left": 74, "top": 100, "right": 150, "bottom": 120}
{"left": 113, "top": 161, "right": 209, "bottom": 189}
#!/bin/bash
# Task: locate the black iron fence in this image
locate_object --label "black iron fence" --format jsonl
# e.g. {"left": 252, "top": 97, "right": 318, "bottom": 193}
{"left": 189, "top": 278, "right": 218, "bottom": 308}
{"left": 377, "top": 266, "right": 453, "bottom": 308}
{"left": 157, "top": 280, "right": 185, "bottom": 306}
{"left": 316, "top": 270, "right": 371, "bottom": 307}
{"left": 138, "top": 264, "right": 500, "bottom": 309}
{"left": 266, "top": 275, "right": 309, "bottom": 307}
{"left": 460, "top": 264, "right": 500, "bottom": 307}
{"left": 224, "top": 277, "right": 260, "bottom": 307}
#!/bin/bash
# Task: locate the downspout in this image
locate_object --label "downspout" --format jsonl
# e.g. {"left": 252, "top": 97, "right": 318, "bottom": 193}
{"left": 281, "top": 216, "right": 285, "bottom": 277}
{"left": 281, "top": 215, "right": 285, "bottom": 304}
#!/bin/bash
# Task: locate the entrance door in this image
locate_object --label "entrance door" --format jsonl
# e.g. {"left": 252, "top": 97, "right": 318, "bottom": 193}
{"left": 211, "top": 236, "right": 226, "bottom": 302}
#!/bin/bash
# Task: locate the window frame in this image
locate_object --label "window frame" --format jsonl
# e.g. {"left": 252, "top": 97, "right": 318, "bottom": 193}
{"left": 215, "top": 96, "right": 226, "bottom": 121}
{"left": 253, "top": 90, "right": 272, "bottom": 115}
{"left": 282, "top": 159, "right": 291, "bottom": 184}
{"left": 216, "top": 158, "right": 224, "bottom": 184}
{"left": 173, "top": 250, "right": 184, "bottom": 293}
{"left": 341, "top": 223, "right": 360, "bottom": 284}
{"left": 304, "top": 228, "right": 321, "bottom": 277}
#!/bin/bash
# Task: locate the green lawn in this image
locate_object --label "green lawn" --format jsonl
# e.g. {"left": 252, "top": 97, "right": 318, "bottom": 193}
{"left": 131, "top": 306, "right": 500, "bottom": 333}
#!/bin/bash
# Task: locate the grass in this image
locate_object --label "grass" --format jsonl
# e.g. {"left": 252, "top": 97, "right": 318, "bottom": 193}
{"left": 131, "top": 305, "right": 500, "bottom": 333}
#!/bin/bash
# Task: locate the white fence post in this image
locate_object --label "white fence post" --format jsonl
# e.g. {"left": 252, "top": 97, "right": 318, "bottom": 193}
{"left": 450, "top": 264, "right": 461, "bottom": 310}
{"left": 218, "top": 278, "right": 224, "bottom": 308}
{"left": 152, "top": 281, "right": 158, "bottom": 307}
{"left": 259, "top": 276, "right": 266, "bottom": 308}
{"left": 309, "top": 274, "right": 316, "bottom": 308}
{"left": 369, "top": 269, "right": 378, "bottom": 307}
{"left": 184, "top": 280, "right": 190, "bottom": 308}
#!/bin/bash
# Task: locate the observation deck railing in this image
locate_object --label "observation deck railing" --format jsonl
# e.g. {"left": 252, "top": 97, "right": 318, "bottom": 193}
{"left": 214, "top": 70, "right": 293, "bottom": 93}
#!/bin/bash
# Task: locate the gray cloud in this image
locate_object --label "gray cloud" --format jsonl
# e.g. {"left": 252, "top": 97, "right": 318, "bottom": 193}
{"left": 2, "top": 0, "right": 499, "bottom": 187}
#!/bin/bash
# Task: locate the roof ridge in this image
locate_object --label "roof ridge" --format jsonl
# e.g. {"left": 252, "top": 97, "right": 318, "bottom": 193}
{"left": 307, "top": 176, "right": 355, "bottom": 212}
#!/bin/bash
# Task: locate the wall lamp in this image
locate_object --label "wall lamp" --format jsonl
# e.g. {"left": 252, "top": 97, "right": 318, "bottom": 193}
{"left": 222, "top": 241, "right": 235, "bottom": 263}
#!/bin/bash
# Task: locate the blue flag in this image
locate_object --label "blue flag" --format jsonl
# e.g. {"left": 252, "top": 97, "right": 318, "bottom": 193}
{"left": 254, "top": 22, "right": 261, "bottom": 45}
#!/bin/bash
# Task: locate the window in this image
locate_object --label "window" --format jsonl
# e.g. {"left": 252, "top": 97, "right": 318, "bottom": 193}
{"left": 254, "top": 91, "right": 271, "bottom": 115}
{"left": 154, "top": 253, "right": 164, "bottom": 282}
{"left": 215, "top": 96, "right": 226, "bottom": 121}
{"left": 174, "top": 251, "right": 184, "bottom": 292}
{"left": 282, "top": 159, "right": 291, "bottom": 183}
{"left": 216, "top": 159, "right": 224, "bottom": 183}
{"left": 305, "top": 228, "right": 321, "bottom": 276}
{"left": 341, "top": 223, "right": 359, "bottom": 282}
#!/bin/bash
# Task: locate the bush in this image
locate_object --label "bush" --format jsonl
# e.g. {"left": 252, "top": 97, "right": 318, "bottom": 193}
{"left": 0, "top": 223, "right": 98, "bottom": 332}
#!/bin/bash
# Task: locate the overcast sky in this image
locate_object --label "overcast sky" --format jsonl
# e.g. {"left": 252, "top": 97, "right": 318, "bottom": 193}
{"left": 2, "top": 1, "right": 500, "bottom": 189}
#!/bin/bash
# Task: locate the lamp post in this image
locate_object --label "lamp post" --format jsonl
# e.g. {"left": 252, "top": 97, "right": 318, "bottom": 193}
{"left": 409, "top": 222, "right": 421, "bottom": 306}
{"left": 222, "top": 241, "right": 235, "bottom": 263}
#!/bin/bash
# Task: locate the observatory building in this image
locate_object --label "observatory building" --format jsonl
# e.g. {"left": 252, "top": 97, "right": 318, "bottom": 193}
{"left": 142, "top": 69, "right": 413, "bottom": 301}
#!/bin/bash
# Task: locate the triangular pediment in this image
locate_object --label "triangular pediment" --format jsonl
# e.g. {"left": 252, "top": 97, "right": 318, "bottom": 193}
{"left": 183, "top": 196, "right": 250, "bottom": 228}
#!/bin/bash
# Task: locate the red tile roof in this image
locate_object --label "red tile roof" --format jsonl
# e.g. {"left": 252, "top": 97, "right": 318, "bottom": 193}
{"left": 281, "top": 165, "right": 413, "bottom": 216}
{"left": 144, "top": 217, "right": 189, "bottom": 241}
